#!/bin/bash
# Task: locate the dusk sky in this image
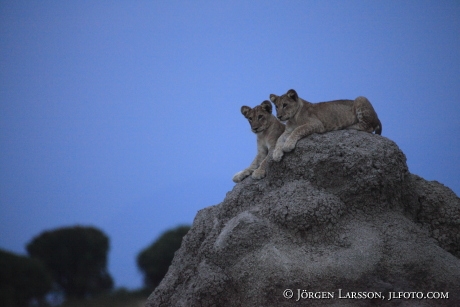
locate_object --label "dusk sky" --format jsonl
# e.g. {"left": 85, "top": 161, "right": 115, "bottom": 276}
{"left": 1, "top": 1, "right": 459, "bottom": 290}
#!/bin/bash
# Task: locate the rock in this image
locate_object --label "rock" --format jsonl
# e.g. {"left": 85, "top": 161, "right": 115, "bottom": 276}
{"left": 145, "top": 130, "right": 460, "bottom": 307}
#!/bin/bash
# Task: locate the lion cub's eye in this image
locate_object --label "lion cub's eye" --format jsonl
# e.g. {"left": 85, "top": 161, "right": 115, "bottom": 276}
{"left": 258, "top": 115, "right": 263, "bottom": 120}
{"left": 282, "top": 103, "right": 287, "bottom": 109}
{"left": 248, "top": 117, "right": 252, "bottom": 121}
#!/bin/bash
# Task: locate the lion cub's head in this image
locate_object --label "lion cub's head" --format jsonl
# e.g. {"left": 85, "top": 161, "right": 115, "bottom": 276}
{"left": 241, "top": 100, "right": 274, "bottom": 133}
{"left": 269, "top": 89, "right": 300, "bottom": 121}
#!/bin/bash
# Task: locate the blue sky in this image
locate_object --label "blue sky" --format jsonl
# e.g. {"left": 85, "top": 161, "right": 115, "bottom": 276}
{"left": 1, "top": 1, "right": 459, "bottom": 290}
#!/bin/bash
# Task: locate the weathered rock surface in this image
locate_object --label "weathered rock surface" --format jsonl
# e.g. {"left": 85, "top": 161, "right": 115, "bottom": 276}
{"left": 146, "top": 130, "right": 460, "bottom": 307}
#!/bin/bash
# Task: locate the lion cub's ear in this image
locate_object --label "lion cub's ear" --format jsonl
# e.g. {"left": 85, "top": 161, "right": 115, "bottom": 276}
{"left": 287, "top": 89, "right": 298, "bottom": 100}
{"left": 269, "top": 94, "right": 278, "bottom": 103}
{"left": 241, "top": 106, "right": 252, "bottom": 118}
{"left": 261, "top": 100, "right": 272, "bottom": 114}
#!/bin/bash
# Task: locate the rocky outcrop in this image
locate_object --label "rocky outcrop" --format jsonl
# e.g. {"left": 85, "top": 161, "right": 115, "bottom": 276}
{"left": 146, "top": 130, "right": 460, "bottom": 307}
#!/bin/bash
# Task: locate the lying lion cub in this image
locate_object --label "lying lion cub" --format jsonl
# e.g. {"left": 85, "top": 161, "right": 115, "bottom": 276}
{"left": 269, "top": 89, "right": 382, "bottom": 162}
{"left": 233, "top": 100, "right": 285, "bottom": 182}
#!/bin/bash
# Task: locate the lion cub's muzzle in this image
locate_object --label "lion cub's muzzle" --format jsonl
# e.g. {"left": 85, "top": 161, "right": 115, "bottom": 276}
{"left": 277, "top": 115, "right": 288, "bottom": 121}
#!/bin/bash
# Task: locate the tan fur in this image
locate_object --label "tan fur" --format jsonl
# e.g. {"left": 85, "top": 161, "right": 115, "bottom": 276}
{"left": 269, "top": 89, "right": 382, "bottom": 162}
{"left": 233, "top": 100, "right": 285, "bottom": 182}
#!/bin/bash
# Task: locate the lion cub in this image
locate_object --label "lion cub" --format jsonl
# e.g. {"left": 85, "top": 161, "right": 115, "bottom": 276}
{"left": 233, "top": 100, "right": 285, "bottom": 183}
{"left": 269, "top": 89, "right": 382, "bottom": 162}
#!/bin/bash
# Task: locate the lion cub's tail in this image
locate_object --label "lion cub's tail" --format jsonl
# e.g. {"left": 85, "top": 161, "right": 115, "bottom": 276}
{"left": 374, "top": 119, "right": 382, "bottom": 135}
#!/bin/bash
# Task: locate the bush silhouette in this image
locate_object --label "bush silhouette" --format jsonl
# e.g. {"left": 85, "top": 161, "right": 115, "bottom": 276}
{"left": 0, "top": 249, "right": 52, "bottom": 307}
{"left": 137, "top": 225, "right": 190, "bottom": 289}
{"left": 26, "top": 226, "right": 113, "bottom": 299}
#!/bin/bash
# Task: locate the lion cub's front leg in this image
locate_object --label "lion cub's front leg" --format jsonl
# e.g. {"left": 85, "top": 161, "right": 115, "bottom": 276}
{"left": 251, "top": 163, "right": 266, "bottom": 180}
{"left": 251, "top": 148, "right": 275, "bottom": 179}
{"left": 282, "top": 128, "right": 305, "bottom": 153}
{"left": 273, "top": 131, "right": 290, "bottom": 162}
{"left": 232, "top": 147, "right": 268, "bottom": 183}
{"left": 277, "top": 119, "right": 325, "bottom": 160}
{"left": 282, "top": 135, "right": 297, "bottom": 153}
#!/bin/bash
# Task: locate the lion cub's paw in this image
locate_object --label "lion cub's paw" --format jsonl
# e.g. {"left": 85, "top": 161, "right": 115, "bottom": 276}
{"left": 251, "top": 168, "right": 266, "bottom": 180}
{"left": 232, "top": 171, "right": 244, "bottom": 183}
{"left": 273, "top": 148, "right": 284, "bottom": 162}
{"left": 232, "top": 170, "right": 250, "bottom": 183}
{"left": 282, "top": 139, "right": 296, "bottom": 152}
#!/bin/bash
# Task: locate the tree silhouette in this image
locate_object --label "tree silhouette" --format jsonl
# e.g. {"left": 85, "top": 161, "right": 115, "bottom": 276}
{"left": 26, "top": 226, "right": 113, "bottom": 299}
{"left": 137, "top": 225, "right": 190, "bottom": 289}
{"left": 0, "top": 249, "right": 52, "bottom": 307}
